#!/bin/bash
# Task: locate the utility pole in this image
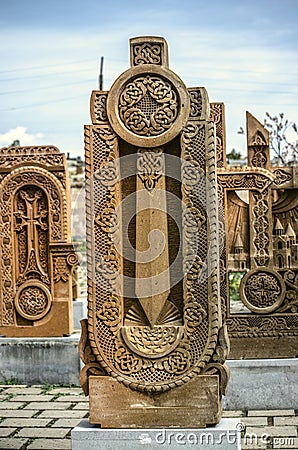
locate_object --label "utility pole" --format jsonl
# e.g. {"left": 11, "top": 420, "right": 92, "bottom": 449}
{"left": 99, "top": 56, "right": 104, "bottom": 90}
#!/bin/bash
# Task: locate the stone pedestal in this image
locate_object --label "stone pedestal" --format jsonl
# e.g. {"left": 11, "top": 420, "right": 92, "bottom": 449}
{"left": 71, "top": 419, "right": 241, "bottom": 449}
{"left": 89, "top": 375, "right": 221, "bottom": 428}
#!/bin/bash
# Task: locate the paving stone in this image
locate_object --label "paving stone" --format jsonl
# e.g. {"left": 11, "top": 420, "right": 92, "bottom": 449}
{"left": 17, "top": 427, "right": 70, "bottom": 438}
{"left": 0, "top": 402, "right": 26, "bottom": 409}
{"left": 0, "top": 427, "right": 16, "bottom": 437}
{"left": 247, "top": 409, "right": 295, "bottom": 417}
{"left": 49, "top": 388, "right": 82, "bottom": 395}
{"left": 8, "top": 394, "right": 54, "bottom": 402}
{"left": 24, "top": 402, "right": 72, "bottom": 410}
{"left": 0, "top": 387, "right": 43, "bottom": 395}
{"left": 0, "top": 438, "right": 29, "bottom": 449}
{"left": 52, "top": 418, "right": 83, "bottom": 428}
{"left": 56, "top": 395, "right": 88, "bottom": 402}
{"left": 39, "top": 410, "right": 88, "bottom": 419}
{"left": 273, "top": 436, "right": 298, "bottom": 448}
{"left": 241, "top": 417, "right": 268, "bottom": 426}
{"left": 245, "top": 426, "right": 298, "bottom": 437}
{"left": 0, "top": 385, "right": 27, "bottom": 389}
{"left": 222, "top": 410, "right": 246, "bottom": 418}
{"left": 0, "top": 409, "right": 39, "bottom": 417}
{"left": 274, "top": 416, "right": 298, "bottom": 426}
{"left": 0, "top": 418, "right": 51, "bottom": 427}
{"left": 72, "top": 402, "right": 89, "bottom": 410}
{"left": 27, "top": 438, "right": 71, "bottom": 449}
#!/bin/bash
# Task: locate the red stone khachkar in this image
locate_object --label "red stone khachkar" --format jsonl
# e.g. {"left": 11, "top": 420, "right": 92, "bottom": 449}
{"left": 0, "top": 146, "right": 78, "bottom": 337}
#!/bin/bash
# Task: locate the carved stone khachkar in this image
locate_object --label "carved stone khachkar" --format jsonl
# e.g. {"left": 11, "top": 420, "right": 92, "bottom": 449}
{"left": 80, "top": 36, "right": 229, "bottom": 428}
{"left": 215, "top": 111, "right": 298, "bottom": 358}
{"left": 0, "top": 146, "right": 78, "bottom": 337}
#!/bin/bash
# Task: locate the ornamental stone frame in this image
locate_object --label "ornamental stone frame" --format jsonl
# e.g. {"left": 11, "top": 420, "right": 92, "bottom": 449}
{"left": 0, "top": 146, "right": 78, "bottom": 337}
{"left": 214, "top": 109, "right": 298, "bottom": 359}
{"left": 80, "top": 36, "right": 229, "bottom": 428}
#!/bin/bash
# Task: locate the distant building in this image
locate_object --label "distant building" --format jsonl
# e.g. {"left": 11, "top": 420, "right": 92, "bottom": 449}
{"left": 273, "top": 219, "right": 298, "bottom": 269}
{"left": 227, "top": 232, "right": 249, "bottom": 271}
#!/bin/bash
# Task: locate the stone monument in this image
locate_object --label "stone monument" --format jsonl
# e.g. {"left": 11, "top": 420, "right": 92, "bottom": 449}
{"left": 215, "top": 112, "right": 298, "bottom": 358}
{"left": 79, "top": 36, "right": 229, "bottom": 428}
{"left": 0, "top": 146, "right": 78, "bottom": 337}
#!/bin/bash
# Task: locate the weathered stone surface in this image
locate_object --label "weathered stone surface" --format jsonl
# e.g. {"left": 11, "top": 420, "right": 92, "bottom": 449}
{"left": 89, "top": 375, "right": 220, "bottom": 428}
{"left": 80, "top": 35, "right": 229, "bottom": 429}
{"left": 0, "top": 146, "right": 78, "bottom": 337}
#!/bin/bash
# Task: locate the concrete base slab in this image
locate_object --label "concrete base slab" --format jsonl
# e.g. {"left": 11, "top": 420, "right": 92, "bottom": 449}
{"left": 71, "top": 419, "right": 241, "bottom": 449}
{"left": 223, "top": 359, "right": 298, "bottom": 410}
{"left": 0, "top": 329, "right": 297, "bottom": 412}
{"left": 0, "top": 333, "right": 80, "bottom": 385}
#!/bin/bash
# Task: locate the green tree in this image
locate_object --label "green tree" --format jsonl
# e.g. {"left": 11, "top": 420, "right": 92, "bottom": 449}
{"left": 227, "top": 148, "right": 242, "bottom": 160}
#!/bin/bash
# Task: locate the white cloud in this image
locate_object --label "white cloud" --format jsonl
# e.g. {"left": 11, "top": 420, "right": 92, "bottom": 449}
{"left": 0, "top": 126, "right": 44, "bottom": 147}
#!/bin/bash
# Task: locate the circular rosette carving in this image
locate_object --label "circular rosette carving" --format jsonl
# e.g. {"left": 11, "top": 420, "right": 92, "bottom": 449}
{"left": 161, "top": 346, "right": 191, "bottom": 375}
{"left": 121, "top": 325, "right": 183, "bottom": 358}
{"left": 184, "top": 294, "right": 207, "bottom": 339}
{"left": 107, "top": 65, "right": 190, "bottom": 147}
{"left": 15, "top": 281, "right": 52, "bottom": 321}
{"left": 114, "top": 344, "right": 143, "bottom": 374}
{"left": 240, "top": 268, "right": 285, "bottom": 314}
{"left": 97, "top": 296, "right": 122, "bottom": 332}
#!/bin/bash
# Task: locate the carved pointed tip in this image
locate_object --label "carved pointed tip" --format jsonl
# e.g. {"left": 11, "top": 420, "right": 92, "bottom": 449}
{"left": 246, "top": 111, "right": 269, "bottom": 146}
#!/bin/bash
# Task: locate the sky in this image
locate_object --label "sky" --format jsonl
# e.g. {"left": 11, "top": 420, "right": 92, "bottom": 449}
{"left": 0, "top": 0, "right": 297, "bottom": 158}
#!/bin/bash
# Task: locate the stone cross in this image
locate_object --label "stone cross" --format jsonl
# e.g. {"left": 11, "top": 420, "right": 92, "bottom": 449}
{"left": 80, "top": 36, "right": 229, "bottom": 428}
{"left": 215, "top": 110, "right": 298, "bottom": 358}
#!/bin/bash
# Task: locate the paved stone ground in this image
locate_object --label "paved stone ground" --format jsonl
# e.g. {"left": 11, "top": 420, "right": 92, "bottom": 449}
{"left": 0, "top": 384, "right": 297, "bottom": 449}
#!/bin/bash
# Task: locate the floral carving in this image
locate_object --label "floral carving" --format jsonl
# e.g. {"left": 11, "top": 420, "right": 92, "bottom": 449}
{"left": 189, "top": 89, "right": 202, "bottom": 119}
{"left": 97, "top": 297, "right": 122, "bottom": 332}
{"left": 184, "top": 294, "right": 207, "bottom": 338}
{"left": 252, "top": 190, "right": 270, "bottom": 266}
{"left": 92, "top": 92, "right": 108, "bottom": 123}
{"left": 18, "top": 287, "right": 47, "bottom": 316}
{"left": 53, "top": 257, "right": 68, "bottom": 282}
{"left": 137, "top": 148, "right": 164, "bottom": 191}
{"left": 133, "top": 43, "right": 162, "bottom": 65}
{"left": 162, "top": 346, "right": 191, "bottom": 374}
{"left": 114, "top": 345, "right": 143, "bottom": 374}
{"left": 119, "top": 75, "right": 178, "bottom": 136}
{"left": 251, "top": 146, "right": 267, "bottom": 167}
{"left": 273, "top": 169, "right": 293, "bottom": 185}
{"left": 122, "top": 326, "right": 182, "bottom": 357}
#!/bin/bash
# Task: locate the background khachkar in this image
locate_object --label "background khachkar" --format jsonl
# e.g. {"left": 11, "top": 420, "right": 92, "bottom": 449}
{"left": 0, "top": 146, "right": 78, "bottom": 337}
{"left": 80, "top": 36, "right": 229, "bottom": 428}
{"left": 214, "top": 110, "right": 298, "bottom": 358}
